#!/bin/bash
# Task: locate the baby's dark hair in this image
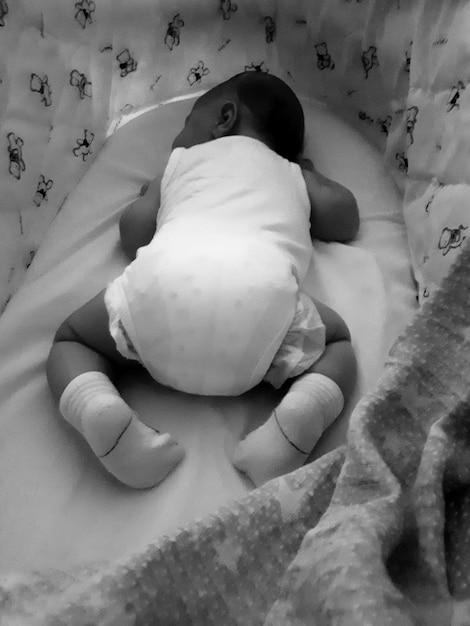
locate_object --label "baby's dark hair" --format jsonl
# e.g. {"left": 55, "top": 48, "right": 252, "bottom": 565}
{"left": 217, "top": 72, "right": 305, "bottom": 162}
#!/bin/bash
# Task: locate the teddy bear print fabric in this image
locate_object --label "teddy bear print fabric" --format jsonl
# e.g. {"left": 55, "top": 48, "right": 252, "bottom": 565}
{"left": 0, "top": 0, "right": 467, "bottom": 312}
{"left": 0, "top": 0, "right": 404, "bottom": 314}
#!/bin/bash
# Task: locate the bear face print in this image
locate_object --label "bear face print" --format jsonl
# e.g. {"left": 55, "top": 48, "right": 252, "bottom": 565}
{"left": 30, "top": 74, "right": 52, "bottom": 107}
{"left": 117, "top": 49, "right": 137, "bottom": 78}
{"left": 70, "top": 70, "right": 92, "bottom": 99}
{"left": 74, "top": 0, "right": 95, "bottom": 29}
{"left": 165, "top": 13, "right": 185, "bottom": 51}
{"left": 34, "top": 175, "right": 53, "bottom": 207}
{"left": 362, "top": 46, "right": 379, "bottom": 79}
{"left": 315, "top": 43, "right": 335, "bottom": 70}
{"left": 7, "top": 132, "right": 25, "bottom": 180}
{"left": 438, "top": 225, "right": 468, "bottom": 256}
{"left": 73, "top": 129, "right": 94, "bottom": 161}
{"left": 0, "top": 0, "right": 8, "bottom": 27}
{"left": 220, "top": 0, "right": 238, "bottom": 20}
{"left": 187, "top": 61, "right": 210, "bottom": 86}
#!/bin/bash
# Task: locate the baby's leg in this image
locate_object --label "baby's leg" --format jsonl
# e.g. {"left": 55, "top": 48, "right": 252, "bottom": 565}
{"left": 47, "top": 289, "right": 184, "bottom": 489}
{"left": 233, "top": 301, "right": 356, "bottom": 487}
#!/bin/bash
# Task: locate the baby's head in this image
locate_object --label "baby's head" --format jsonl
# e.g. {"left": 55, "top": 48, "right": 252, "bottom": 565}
{"left": 172, "top": 72, "right": 304, "bottom": 162}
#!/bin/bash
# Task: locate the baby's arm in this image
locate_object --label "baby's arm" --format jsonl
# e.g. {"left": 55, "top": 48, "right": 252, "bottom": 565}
{"left": 299, "top": 157, "right": 359, "bottom": 243}
{"left": 119, "top": 175, "right": 162, "bottom": 260}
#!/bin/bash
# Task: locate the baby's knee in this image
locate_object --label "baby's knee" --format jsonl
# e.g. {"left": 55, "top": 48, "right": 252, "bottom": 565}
{"left": 327, "top": 314, "right": 351, "bottom": 344}
{"left": 314, "top": 299, "right": 351, "bottom": 344}
{"left": 53, "top": 315, "right": 80, "bottom": 345}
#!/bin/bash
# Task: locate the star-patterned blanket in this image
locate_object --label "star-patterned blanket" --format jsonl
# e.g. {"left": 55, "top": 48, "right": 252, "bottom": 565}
{"left": 1, "top": 0, "right": 470, "bottom": 623}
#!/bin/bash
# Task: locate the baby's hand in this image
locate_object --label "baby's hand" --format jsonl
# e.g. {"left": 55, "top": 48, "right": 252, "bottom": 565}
{"left": 297, "top": 156, "right": 314, "bottom": 172}
{"left": 139, "top": 176, "right": 161, "bottom": 198}
{"left": 119, "top": 174, "right": 163, "bottom": 260}
{"left": 130, "top": 177, "right": 162, "bottom": 216}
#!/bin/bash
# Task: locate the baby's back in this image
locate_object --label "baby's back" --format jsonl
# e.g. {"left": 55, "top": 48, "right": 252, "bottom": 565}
{"left": 155, "top": 135, "right": 313, "bottom": 284}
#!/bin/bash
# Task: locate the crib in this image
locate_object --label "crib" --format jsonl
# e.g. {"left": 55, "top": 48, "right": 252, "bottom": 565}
{"left": 0, "top": 1, "right": 469, "bottom": 624}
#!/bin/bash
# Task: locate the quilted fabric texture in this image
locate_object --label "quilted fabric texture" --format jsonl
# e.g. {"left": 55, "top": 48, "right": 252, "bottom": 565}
{"left": 1, "top": 0, "right": 470, "bottom": 624}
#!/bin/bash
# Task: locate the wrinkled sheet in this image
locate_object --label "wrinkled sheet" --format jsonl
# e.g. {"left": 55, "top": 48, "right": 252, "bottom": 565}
{"left": 0, "top": 96, "right": 416, "bottom": 583}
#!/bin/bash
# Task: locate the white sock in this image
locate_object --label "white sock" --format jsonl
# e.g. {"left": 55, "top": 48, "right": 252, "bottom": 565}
{"left": 233, "top": 373, "right": 344, "bottom": 486}
{"left": 59, "top": 372, "right": 184, "bottom": 489}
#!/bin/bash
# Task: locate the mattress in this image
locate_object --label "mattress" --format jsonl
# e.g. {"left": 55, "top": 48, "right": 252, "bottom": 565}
{"left": 0, "top": 94, "right": 417, "bottom": 575}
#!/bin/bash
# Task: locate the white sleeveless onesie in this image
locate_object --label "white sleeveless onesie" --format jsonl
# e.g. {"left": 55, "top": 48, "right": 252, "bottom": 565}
{"left": 105, "top": 136, "right": 325, "bottom": 396}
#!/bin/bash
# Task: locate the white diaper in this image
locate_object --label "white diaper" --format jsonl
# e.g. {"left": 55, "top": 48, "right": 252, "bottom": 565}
{"left": 105, "top": 235, "right": 325, "bottom": 396}
{"left": 264, "top": 291, "right": 326, "bottom": 389}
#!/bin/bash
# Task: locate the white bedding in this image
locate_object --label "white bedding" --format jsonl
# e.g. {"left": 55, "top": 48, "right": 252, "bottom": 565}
{"left": 0, "top": 96, "right": 417, "bottom": 575}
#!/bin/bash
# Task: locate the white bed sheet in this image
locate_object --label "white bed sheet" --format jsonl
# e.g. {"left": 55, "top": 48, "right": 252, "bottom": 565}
{"left": 0, "top": 96, "right": 417, "bottom": 575}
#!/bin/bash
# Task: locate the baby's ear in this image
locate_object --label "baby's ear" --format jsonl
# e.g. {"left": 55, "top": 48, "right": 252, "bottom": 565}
{"left": 212, "top": 101, "right": 238, "bottom": 138}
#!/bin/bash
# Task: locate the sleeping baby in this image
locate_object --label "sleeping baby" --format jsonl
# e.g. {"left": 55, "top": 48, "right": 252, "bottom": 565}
{"left": 47, "top": 72, "right": 359, "bottom": 488}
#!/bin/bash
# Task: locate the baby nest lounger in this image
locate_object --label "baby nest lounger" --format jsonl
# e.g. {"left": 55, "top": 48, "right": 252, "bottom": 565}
{"left": 0, "top": 93, "right": 417, "bottom": 575}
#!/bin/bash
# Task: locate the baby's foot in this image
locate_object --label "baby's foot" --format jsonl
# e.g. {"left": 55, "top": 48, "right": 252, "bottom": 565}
{"left": 60, "top": 372, "right": 185, "bottom": 489}
{"left": 234, "top": 373, "right": 345, "bottom": 487}
{"left": 99, "top": 414, "right": 185, "bottom": 489}
{"left": 233, "top": 415, "right": 310, "bottom": 487}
